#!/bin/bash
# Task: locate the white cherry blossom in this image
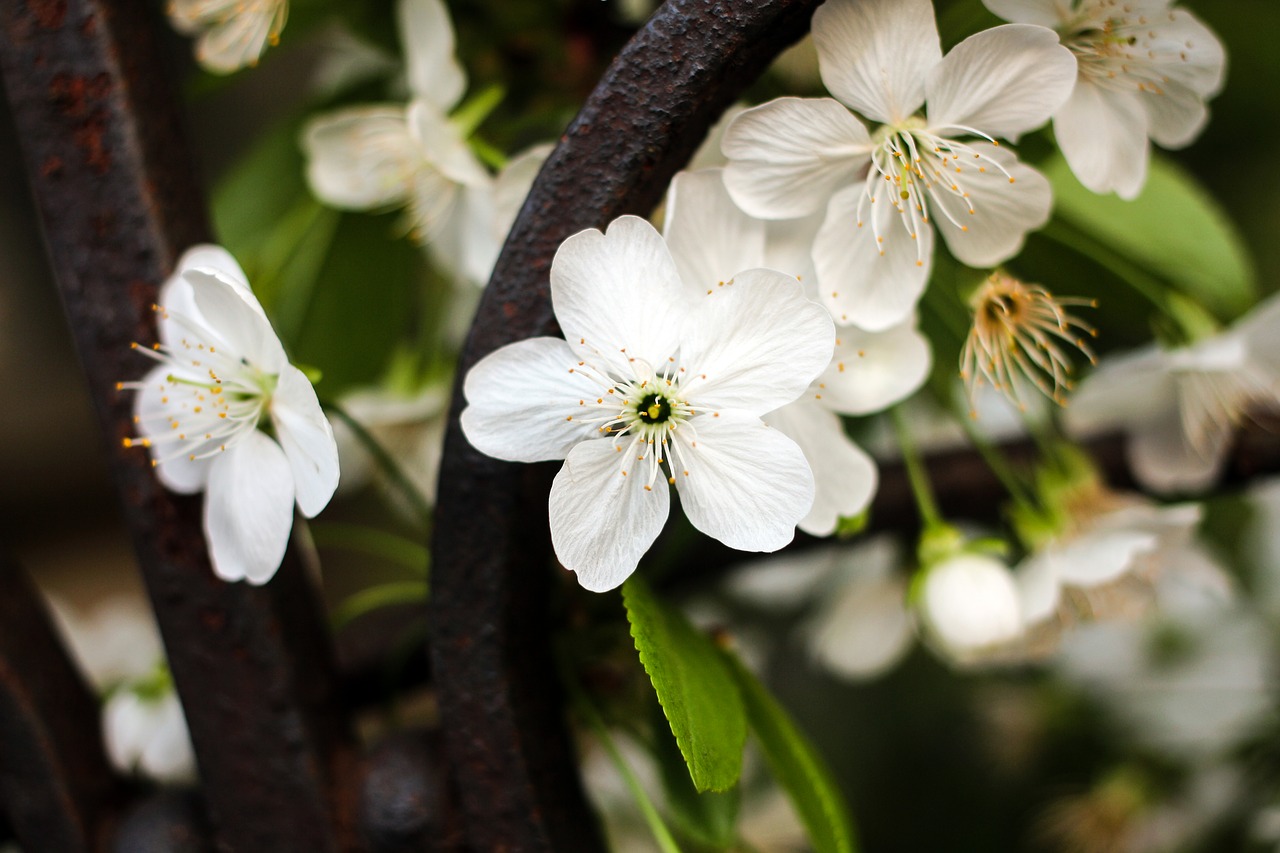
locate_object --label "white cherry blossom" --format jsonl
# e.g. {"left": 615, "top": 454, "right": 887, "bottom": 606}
{"left": 984, "top": 0, "right": 1225, "bottom": 199}
{"left": 119, "top": 245, "right": 339, "bottom": 583}
{"left": 104, "top": 687, "right": 197, "bottom": 784}
{"left": 460, "top": 216, "right": 834, "bottom": 591}
{"left": 663, "top": 168, "right": 932, "bottom": 535}
{"left": 721, "top": 0, "right": 1075, "bottom": 331}
{"left": 1064, "top": 295, "right": 1280, "bottom": 494}
{"left": 918, "top": 551, "right": 1024, "bottom": 662}
{"left": 168, "top": 0, "right": 288, "bottom": 74}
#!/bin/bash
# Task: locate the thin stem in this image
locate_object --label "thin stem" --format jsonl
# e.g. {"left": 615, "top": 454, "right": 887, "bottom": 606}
{"left": 948, "top": 401, "right": 1037, "bottom": 509}
{"left": 890, "top": 405, "right": 942, "bottom": 528}
{"left": 322, "top": 402, "right": 434, "bottom": 530}
{"left": 311, "top": 522, "right": 429, "bottom": 576}
{"left": 331, "top": 580, "right": 428, "bottom": 631}
{"left": 563, "top": 675, "right": 682, "bottom": 853}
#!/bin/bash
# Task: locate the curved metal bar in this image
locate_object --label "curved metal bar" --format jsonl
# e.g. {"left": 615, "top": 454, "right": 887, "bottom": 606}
{"left": 0, "top": 1, "right": 358, "bottom": 849}
{"left": 0, "top": 550, "right": 129, "bottom": 852}
{"left": 430, "top": 0, "right": 823, "bottom": 847}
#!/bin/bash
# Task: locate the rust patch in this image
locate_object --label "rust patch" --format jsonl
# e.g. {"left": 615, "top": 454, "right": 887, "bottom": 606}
{"left": 72, "top": 110, "right": 111, "bottom": 173}
{"left": 28, "top": 0, "right": 68, "bottom": 29}
{"left": 39, "top": 155, "right": 62, "bottom": 177}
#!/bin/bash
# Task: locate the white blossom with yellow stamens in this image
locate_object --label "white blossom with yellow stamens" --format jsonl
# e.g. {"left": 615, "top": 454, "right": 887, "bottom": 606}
{"left": 460, "top": 216, "right": 834, "bottom": 592}
{"left": 983, "top": 0, "right": 1225, "bottom": 199}
{"left": 721, "top": 0, "right": 1076, "bottom": 331}
{"left": 119, "top": 245, "right": 339, "bottom": 584}
{"left": 167, "top": 0, "right": 288, "bottom": 74}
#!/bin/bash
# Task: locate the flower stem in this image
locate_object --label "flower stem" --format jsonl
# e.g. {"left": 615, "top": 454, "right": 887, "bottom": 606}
{"left": 890, "top": 405, "right": 942, "bottom": 529}
{"left": 948, "top": 402, "right": 1036, "bottom": 510}
{"left": 331, "top": 580, "right": 428, "bottom": 630}
{"left": 310, "top": 522, "right": 429, "bottom": 576}
{"left": 322, "top": 401, "right": 434, "bottom": 530}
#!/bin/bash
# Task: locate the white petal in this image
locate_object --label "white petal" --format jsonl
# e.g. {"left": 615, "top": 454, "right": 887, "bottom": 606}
{"left": 271, "top": 365, "right": 339, "bottom": 518}
{"left": 680, "top": 268, "right": 834, "bottom": 417}
{"left": 814, "top": 320, "right": 931, "bottom": 415}
{"left": 1236, "top": 293, "right": 1280, "bottom": 375}
{"left": 926, "top": 24, "right": 1076, "bottom": 141}
{"left": 429, "top": 181, "right": 499, "bottom": 286}
{"left": 806, "top": 565, "right": 912, "bottom": 679}
{"left": 548, "top": 439, "right": 670, "bottom": 592}
{"left": 190, "top": 1, "right": 285, "bottom": 74}
{"left": 492, "top": 144, "right": 553, "bottom": 245}
{"left": 814, "top": 182, "right": 933, "bottom": 331}
{"left": 138, "top": 694, "right": 196, "bottom": 783}
{"left": 763, "top": 210, "right": 824, "bottom": 286}
{"left": 764, "top": 400, "right": 877, "bottom": 537}
{"left": 724, "top": 547, "right": 842, "bottom": 610}
{"left": 929, "top": 145, "right": 1052, "bottom": 268}
{"left": 397, "top": 0, "right": 466, "bottom": 110}
{"left": 1141, "top": 81, "right": 1209, "bottom": 150}
{"left": 663, "top": 168, "right": 766, "bottom": 294}
{"left": 1128, "top": 417, "right": 1225, "bottom": 495}
{"left": 176, "top": 245, "right": 253, "bottom": 299}
{"left": 203, "top": 430, "right": 296, "bottom": 584}
{"left": 1149, "top": 9, "right": 1226, "bottom": 99}
{"left": 407, "top": 100, "right": 489, "bottom": 187}
{"left": 980, "top": 0, "right": 1068, "bottom": 27}
{"left": 135, "top": 366, "right": 213, "bottom": 494}
{"left": 1063, "top": 347, "right": 1174, "bottom": 437}
{"left": 1016, "top": 552, "right": 1061, "bottom": 625}
{"left": 811, "top": 0, "right": 941, "bottom": 124}
{"left": 919, "top": 553, "right": 1023, "bottom": 656}
{"left": 103, "top": 692, "right": 156, "bottom": 774}
{"left": 188, "top": 270, "right": 288, "bottom": 372}
{"left": 460, "top": 337, "right": 605, "bottom": 463}
{"left": 672, "top": 414, "right": 813, "bottom": 552}
{"left": 721, "top": 98, "right": 872, "bottom": 220}
{"left": 301, "top": 107, "right": 417, "bottom": 210}
{"left": 1054, "top": 82, "right": 1150, "bottom": 200}
{"left": 550, "top": 216, "right": 688, "bottom": 376}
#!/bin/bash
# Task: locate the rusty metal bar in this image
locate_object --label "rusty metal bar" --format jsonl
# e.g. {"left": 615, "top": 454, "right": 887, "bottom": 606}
{"left": 0, "top": 1, "right": 359, "bottom": 850}
{"left": 430, "top": 0, "right": 824, "bottom": 848}
{"left": 0, "top": 549, "right": 130, "bottom": 852}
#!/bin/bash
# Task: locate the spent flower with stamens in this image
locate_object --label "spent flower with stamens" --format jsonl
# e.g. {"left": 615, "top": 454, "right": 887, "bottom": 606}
{"left": 961, "top": 272, "right": 1097, "bottom": 411}
{"left": 721, "top": 0, "right": 1076, "bottom": 331}
{"left": 460, "top": 216, "right": 834, "bottom": 591}
{"left": 118, "top": 246, "right": 339, "bottom": 584}
{"left": 983, "top": 0, "right": 1226, "bottom": 199}
{"left": 167, "top": 0, "right": 288, "bottom": 74}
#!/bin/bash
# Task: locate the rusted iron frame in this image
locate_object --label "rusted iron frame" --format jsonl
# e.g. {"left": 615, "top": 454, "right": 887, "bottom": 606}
{"left": 0, "top": 550, "right": 130, "bottom": 852}
{"left": 430, "top": 0, "right": 824, "bottom": 848}
{"left": 0, "top": 0, "right": 359, "bottom": 849}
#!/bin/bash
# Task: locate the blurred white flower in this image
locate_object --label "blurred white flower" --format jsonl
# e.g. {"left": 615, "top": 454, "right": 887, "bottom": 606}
{"left": 722, "top": 0, "right": 1075, "bottom": 331}
{"left": 46, "top": 594, "right": 162, "bottom": 691}
{"left": 461, "top": 216, "right": 833, "bottom": 591}
{"left": 104, "top": 683, "right": 197, "bottom": 784}
{"left": 331, "top": 381, "right": 448, "bottom": 510}
{"left": 663, "top": 168, "right": 932, "bottom": 535}
{"left": 918, "top": 551, "right": 1024, "bottom": 662}
{"left": 168, "top": 0, "right": 288, "bottom": 74}
{"left": 984, "top": 0, "right": 1225, "bottom": 199}
{"left": 119, "top": 245, "right": 339, "bottom": 584}
{"left": 1065, "top": 295, "right": 1280, "bottom": 494}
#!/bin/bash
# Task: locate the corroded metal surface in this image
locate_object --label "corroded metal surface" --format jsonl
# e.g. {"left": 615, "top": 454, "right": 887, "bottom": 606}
{"left": 0, "top": 551, "right": 128, "bottom": 852}
{"left": 0, "top": 0, "right": 358, "bottom": 849}
{"left": 430, "top": 0, "right": 823, "bottom": 848}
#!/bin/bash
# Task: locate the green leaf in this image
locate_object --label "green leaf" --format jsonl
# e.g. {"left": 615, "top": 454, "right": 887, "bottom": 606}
{"left": 1043, "top": 152, "right": 1256, "bottom": 321}
{"left": 650, "top": 700, "right": 741, "bottom": 848}
{"left": 721, "top": 650, "right": 858, "bottom": 853}
{"left": 622, "top": 576, "right": 746, "bottom": 793}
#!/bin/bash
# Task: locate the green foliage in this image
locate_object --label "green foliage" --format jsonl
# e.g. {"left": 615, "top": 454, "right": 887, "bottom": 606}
{"left": 622, "top": 577, "right": 746, "bottom": 793}
{"left": 650, "top": 702, "right": 742, "bottom": 849}
{"left": 721, "top": 651, "right": 859, "bottom": 853}
{"left": 1042, "top": 152, "right": 1257, "bottom": 322}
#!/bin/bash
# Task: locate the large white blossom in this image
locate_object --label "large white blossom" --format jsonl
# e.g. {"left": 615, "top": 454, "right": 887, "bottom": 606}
{"left": 460, "top": 216, "right": 834, "bottom": 591}
{"left": 663, "top": 168, "right": 932, "bottom": 535}
{"left": 168, "top": 0, "right": 288, "bottom": 74}
{"left": 1064, "top": 295, "right": 1280, "bottom": 494}
{"left": 120, "top": 246, "right": 339, "bottom": 583}
{"left": 721, "top": 0, "right": 1075, "bottom": 331}
{"left": 984, "top": 0, "right": 1225, "bottom": 199}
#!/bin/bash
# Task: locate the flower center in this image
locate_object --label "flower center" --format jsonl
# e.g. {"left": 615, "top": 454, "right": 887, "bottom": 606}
{"left": 118, "top": 303, "right": 277, "bottom": 467}
{"left": 858, "top": 121, "right": 1012, "bottom": 265}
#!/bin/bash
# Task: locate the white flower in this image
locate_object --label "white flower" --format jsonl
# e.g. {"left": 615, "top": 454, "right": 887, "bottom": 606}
{"left": 918, "top": 552, "right": 1024, "bottom": 661}
{"left": 1064, "top": 296, "right": 1280, "bottom": 494}
{"left": 331, "top": 381, "right": 448, "bottom": 510}
{"left": 104, "top": 687, "right": 197, "bottom": 784}
{"left": 168, "top": 0, "right": 288, "bottom": 74}
{"left": 45, "top": 594, "right": 163, "bottom": 691}
{"left": 460, "top": 216, "right": 834, "bottom": 591}
{"left": 301, "top": 0, "right": 488, "bottom": 261}
{"left": 984, "top": 0, "right": 1225, "bottom": 199}
{"left": 721, "top": 0, "right": 1076, "bottom": 331}
{"left": 119, "top": 245, "right": 339, "bottom": 583}
{"left": 663, "top": 168, "right": 932, "bottom": 535}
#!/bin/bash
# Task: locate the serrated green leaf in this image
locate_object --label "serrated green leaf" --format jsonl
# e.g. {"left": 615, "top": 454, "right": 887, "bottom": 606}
{"left": 1043, "top": 152, "right": 1256, "bottom": 321}
{"left": 721, "top": 651, "right": 858, "bottom": 853}
{"left": 650, "top": 700, "right": 741, "bottom": 848}
{"left": 622, "top": 577, "right": 746, "bottom": 794}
